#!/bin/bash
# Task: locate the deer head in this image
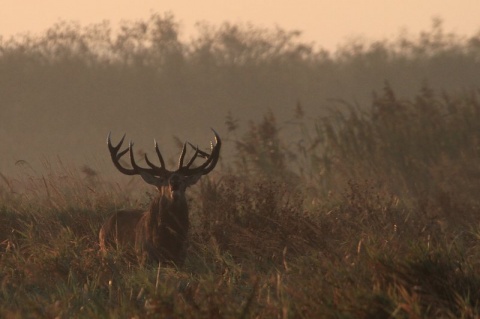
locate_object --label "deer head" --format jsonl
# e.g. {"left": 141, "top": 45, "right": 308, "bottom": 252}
{"left": 99, "top": 129, "right": 221, "bottom": 266}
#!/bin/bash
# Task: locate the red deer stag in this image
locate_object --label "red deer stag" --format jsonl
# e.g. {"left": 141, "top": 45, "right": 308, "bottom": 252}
{"left": 99, "top": 129, "right": 221, "bottom": 266}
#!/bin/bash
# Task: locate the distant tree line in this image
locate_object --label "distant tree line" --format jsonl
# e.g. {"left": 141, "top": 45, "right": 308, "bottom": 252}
{"left": 0, "top": 13, "right": 479, "bottom": 171}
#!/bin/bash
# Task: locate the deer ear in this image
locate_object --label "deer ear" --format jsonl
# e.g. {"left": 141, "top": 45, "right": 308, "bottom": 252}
{"left": 138, "top": 170, "right": 168, "bottom": 187}
{"left": 185, "top": 174, "right": 202, "bottom": 187}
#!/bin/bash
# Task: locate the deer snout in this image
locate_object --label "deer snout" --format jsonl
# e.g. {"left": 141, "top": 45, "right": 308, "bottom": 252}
{"left": 169, "top": 183, "right": 182, "bottom": 199}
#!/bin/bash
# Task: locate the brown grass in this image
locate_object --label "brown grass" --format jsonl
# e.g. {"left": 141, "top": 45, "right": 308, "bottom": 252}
{"left": 1, "top": 87, "right": 480, "bottom": 318}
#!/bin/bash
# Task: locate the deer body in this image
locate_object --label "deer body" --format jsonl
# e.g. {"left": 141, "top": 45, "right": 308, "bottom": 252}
{"left": 99, "top": 130, "right": 221, "bottom": 266}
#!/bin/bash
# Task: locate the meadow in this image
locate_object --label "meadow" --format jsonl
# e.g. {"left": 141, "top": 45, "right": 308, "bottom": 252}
{"left": 1, "top": 85, "right": 480, "bottom": 318}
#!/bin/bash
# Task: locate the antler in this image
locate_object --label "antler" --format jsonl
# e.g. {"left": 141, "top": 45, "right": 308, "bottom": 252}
{"left": 107, "top": 129, "right": 221, "bottom": 178}
{"left": 179, "top": 129, "right": 221, "bottom": 176}
{"left": 107, "top": 132, "right": 164, "bottom": 177}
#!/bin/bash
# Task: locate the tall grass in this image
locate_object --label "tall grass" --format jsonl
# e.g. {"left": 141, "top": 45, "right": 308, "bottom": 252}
{"left": 1, "top": 86, "right": 480, "bottom": 318}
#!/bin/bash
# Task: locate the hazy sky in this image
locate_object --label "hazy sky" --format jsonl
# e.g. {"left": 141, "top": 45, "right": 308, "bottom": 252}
{"left": 1, "top": 0, "right": 479, "bottom": 50}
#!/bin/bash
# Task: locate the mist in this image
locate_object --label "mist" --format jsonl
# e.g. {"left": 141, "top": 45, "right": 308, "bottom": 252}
{"left": 1, "top": 14, "right": 479, "bottom": 176}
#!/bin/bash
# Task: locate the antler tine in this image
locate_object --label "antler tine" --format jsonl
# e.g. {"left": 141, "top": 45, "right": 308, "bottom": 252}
{"left": 116, "top": 147, "right": 129, "bottom": 159}
{"left": 107, "top": 132, "right": 125, "bottom": 153}
{"left": 108, "top": 132, "right": 164, "bottom": 176}
{"left": 154, "top": 139, "right": 166, "bottom": 169}
{"left": 201, "top": 129, "right": 222, "bottom": 174}
{"left": 184, "top": 145, "right": 200, "bottom": 168}
{"left": 144, "top": 153, "right": 158, "bottom": 170}
{"left": 188, "top": 142, "right": 209, "bottom": 159}
{"left": 129, "top": 141, "right": 164, "bottom": 176}
{"left": 177, "top": 142, "right": 187, "bottom": 170}
{"left": 128, "top": 141, "right": 139, "bottom": 169}
{"left": 107, "top": 132, "right": 138, "bottom": 175}
{"left": 183, "top": 128, "right": 221, "bottom": 176}
{"left": 143, "top": 140, "right": 171, "bottom": 177}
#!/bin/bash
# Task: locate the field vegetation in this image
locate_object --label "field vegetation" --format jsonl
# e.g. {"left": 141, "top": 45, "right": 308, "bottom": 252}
{"left": 2, "top": 12, "right": 480, "bottom": 318}
{"left": 1, "top": 84, "right": 480, "bottom": 318}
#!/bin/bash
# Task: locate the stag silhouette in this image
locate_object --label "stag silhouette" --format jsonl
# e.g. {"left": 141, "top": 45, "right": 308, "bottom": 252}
{"left": 99, "top": 130, "right": 221, "bottom": 266}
